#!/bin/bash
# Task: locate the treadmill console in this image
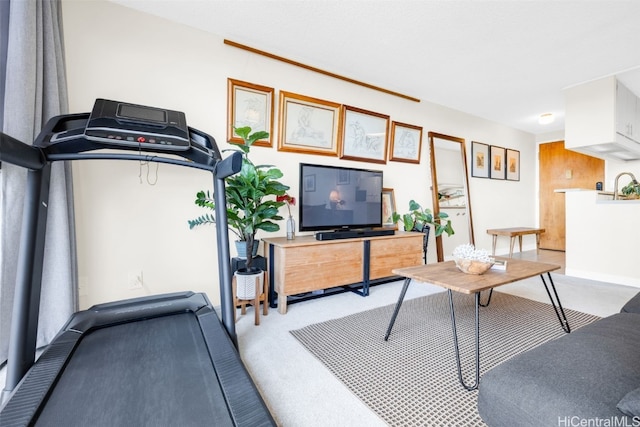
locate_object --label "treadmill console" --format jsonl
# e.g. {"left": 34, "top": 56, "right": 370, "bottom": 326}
{"left": 83, "top": 98, "right": 191, "bottom": 151}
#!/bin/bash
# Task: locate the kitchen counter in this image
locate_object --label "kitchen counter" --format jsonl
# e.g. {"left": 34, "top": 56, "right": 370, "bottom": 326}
{"left": 555, "top": 188, "right": 640, "bottom": 203}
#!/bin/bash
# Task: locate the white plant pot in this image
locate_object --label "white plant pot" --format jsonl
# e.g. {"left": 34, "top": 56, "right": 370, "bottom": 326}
{"left": 234, "top": 269, "right": 263, "bottom": 300}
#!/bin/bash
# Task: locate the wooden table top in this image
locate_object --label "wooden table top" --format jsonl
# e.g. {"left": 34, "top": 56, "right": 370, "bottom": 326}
{"left": 392, "top": 258, "right": 560, "bottom": 294}
{"left": 486, "top": 227, "right": 545, "bottom": 236}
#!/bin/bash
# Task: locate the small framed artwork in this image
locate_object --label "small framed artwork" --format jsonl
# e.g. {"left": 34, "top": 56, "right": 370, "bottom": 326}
{"left": 506, "top": 149, "right": 520, "bottom": 181}
{"left": 339, "top": 105, "right": 390, "bottom": 164}
{"left": 490, "top": 145, "right": 506, "bottom": 180}
{"left": 303, "top": 174, "right": 316, "bottom": 192}
{"left": 337, "top": 169, "right": 350, "bottom": 185}
{"left": 389, "top": 122, "right": 423, "bottom": 164}
{"left": 382, "top": 188, "right": 397, "bottom": 229}
{"left": 278, "top": 91, "right": 342, "bottom": 156}
{"left": 471, "top": 141, "right": 490, "bottom": 178}
{"left": 227, "top": 78, "right": 274, "bottom": 147}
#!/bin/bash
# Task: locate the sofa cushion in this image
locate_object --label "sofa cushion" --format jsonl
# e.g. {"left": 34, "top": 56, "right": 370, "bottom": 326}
{"left": 618, "top": 387, "right": 640, "bottom": 418}
{"left": 621, "top": 292, "right": 640, "bottom": 314}
{"left": 478, "top": 313, "right": 640, "bottom": 427}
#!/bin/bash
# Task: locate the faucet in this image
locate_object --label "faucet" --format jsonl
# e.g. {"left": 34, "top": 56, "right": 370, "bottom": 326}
{"left": 613, "top": 172, "right": 638, "bottom": 200}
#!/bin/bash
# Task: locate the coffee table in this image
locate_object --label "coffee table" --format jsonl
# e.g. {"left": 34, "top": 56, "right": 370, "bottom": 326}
{"left": 384, "top": 258, "right": 569, "bottom": 391}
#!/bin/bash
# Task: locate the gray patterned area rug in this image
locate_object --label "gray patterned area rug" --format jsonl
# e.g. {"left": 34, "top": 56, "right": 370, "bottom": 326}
{"left": 290, "top": 291, "right": 600, "bottom": 427}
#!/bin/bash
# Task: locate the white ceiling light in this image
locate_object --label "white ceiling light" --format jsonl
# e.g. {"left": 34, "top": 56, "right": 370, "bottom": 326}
{"left": 538, "top": 113, "right": 555, "bottom": 125}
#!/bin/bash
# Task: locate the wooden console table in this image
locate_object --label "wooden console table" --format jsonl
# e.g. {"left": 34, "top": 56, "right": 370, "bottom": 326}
{"left": 262, "top": 232, "right": 423, "bottom": 314}
{"left": 486, "top": 227, "right": 545, "bottom": 258}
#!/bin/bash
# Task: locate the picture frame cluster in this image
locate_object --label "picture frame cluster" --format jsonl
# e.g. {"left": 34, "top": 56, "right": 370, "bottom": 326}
{"left": 471, "top": 141, "right": 519, "bottom": 181}
{"left": 227, "top": 78, "right": 423, "bottom": 164}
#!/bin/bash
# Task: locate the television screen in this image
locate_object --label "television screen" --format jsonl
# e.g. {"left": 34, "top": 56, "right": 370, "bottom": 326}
{"left": 299, "top": 163, "right": 383, "bottom": 232}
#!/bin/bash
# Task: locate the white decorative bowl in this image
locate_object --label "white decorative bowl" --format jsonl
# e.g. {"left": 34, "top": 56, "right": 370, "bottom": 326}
{"left": 454, "top": 257, "right": 494, "bottom": 275}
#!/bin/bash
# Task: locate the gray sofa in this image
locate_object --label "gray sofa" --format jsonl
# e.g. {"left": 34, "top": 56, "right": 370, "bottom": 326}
{"left": 477, "top": 292, "right": 640, "bottom": 426}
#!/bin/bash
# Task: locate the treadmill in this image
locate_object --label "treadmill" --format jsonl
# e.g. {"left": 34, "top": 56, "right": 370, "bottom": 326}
{"left": 0, "top": 99, "right": 275, "bottom": 426}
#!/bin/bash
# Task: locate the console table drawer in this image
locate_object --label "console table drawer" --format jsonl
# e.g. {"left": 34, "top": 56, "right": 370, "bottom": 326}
{"left": 273, "top": 241, "right": 363, "bottom": 295}
{"left": 369, "top": 234, "right": 423, "bottom": 279}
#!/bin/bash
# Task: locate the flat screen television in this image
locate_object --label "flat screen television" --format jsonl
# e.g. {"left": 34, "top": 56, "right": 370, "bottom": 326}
{"left": 299, "top": 163, "right": 384, "bottom": 232}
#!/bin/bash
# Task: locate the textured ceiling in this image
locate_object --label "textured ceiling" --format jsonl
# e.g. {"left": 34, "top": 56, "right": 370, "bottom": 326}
{"left": 108, "top": 0, "right": 640, "bottom": 135}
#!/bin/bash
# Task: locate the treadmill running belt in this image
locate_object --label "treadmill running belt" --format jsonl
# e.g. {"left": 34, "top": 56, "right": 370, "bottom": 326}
{"left": 35, "top": 313, "right": 234, "bottom": 426}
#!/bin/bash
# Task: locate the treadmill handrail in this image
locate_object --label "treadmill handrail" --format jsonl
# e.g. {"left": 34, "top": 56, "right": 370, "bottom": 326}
{"left": 0, "top": 133, "right": 46, "bottom": 170}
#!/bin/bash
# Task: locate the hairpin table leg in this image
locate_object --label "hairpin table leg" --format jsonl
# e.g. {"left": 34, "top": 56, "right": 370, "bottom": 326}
{"left": 384, "top": 277, "right": 412, "bottom": 341}
{"left": 540, "top": 273, "right": 571, "bottom": 333}
{"left": 479, "top": 288, "right": 493, "bottom": 307}
{"left": 449, "top": 290, "right": 480, "bottom": 391}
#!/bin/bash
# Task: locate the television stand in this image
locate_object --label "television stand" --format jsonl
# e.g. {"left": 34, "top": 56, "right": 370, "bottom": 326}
{"left": 315, "top": 228, "right": 395, "bottom": 241}
{"left": 262, "top": 232, "right": 423, "bottom": 314}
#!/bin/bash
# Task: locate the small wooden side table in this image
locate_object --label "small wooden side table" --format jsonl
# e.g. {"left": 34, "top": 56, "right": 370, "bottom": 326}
{"left": 232, "top": 271, "right": 269, "bottom": 325}
{"left": 486, "top": 227, "right": 545, "bottom": 258}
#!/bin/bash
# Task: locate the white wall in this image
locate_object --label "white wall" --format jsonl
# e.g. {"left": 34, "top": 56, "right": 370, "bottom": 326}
{"left": 62, "top": 1, "right": 537, "bottom": 309}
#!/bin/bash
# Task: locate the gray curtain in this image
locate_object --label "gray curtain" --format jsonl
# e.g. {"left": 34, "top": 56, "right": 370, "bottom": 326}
{"left": 0, "top": 0, "right": 76, "bottom": 365}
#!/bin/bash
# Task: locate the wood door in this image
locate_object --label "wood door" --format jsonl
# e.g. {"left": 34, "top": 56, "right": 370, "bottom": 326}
{"left": 539, "top": 141, "right": 604, "bottom": 250}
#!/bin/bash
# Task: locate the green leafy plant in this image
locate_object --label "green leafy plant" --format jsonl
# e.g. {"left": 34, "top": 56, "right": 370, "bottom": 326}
{"left": 188, "top": 126, "right": 290, "bottom": 270}
{"left": 621, "top": 180, "right": 640, "bottom": 199}
{"left": 391, "top": 199, "right": 454, "bottom": 237}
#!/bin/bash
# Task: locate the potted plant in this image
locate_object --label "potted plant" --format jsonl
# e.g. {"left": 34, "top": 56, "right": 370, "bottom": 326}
{"left": 391, "top": 199, "right": 455, "bottom": 236}
{"left": 188, "top": 126, "right": 289, "bottom": 296}
{"left": 621, "top": 180, "right": 640, "bottom": 199}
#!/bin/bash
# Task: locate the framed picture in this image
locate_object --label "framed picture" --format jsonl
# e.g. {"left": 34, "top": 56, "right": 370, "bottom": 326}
{"left": 382, "top": 188, "right": 397, "bottom": 229}
{"left": 337, "top": 169, "right": 350, "bottom": 185}
{"left": 506, "top": 149, "right": 520, "bottom": 181}
{"left": 490, "top": 145, "right": 506, "bottom": 180}
{"left": 227, "top": 78, "right": 274, "bottom": 147}
{"left": 471, "top": 141, "right": 490, "bottom": 178}
{"left": 303, "top": 174, "right": 316, "bottom": 192}
{"left": 339, "top": 105, "right": 390, "bottom": 164}
{"left": 278, "top": 91, "right": 341, "bottom": 156}
{"left": 389, "top": 122, "right": 423, "bottom": 164}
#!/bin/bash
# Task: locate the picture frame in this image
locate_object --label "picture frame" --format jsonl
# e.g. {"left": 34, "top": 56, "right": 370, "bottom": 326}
{"left": 339, "top": 105, "right": 390, "bottom": 164}
{"left": 382, "top": 188, "right": 397, "bottom": 229}
{"left": 389, "top": 121, "right": 423, "bottom": 164}
{"left": 471, "top": 141, "right": 490, "bottom": 178}
{"left": 337, "top": 169, "right": 350, "bottom": 185}
{"left": 490, "top": 145, "right": 506, "bottom": 180}
{"left": 303, "top": 174, "right": 316, "bottom": 192}
{"left": 506, "top": 148, "right": 520, "bottom": 181}
{"left": 227, "top": 78, "right": 274, "bottom": 147}
{"left": 278, "top": 91, "right": 342, "bottom": 156}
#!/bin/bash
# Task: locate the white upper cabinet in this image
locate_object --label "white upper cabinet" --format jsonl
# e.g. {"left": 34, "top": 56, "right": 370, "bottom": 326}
{"left": 565, "top": 76, "right": 640, "bottom": 161}
{"left": 615, "top": 81, "right": 640, "bottom": 141}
